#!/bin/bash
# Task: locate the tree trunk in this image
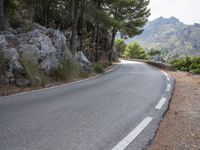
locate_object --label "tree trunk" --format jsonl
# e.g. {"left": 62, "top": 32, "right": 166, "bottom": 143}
{"left": 79, "top": 0, "right": 85, "bottom": 52}
{"left": 0, "top": 0, "right": 5, "bottom": 29}
{"left": 95, "top": 2, "right": 101, "bottom": 62}
{"left": 43, "top": 0, "right": 48, "bottom": 27}
{"left": 70, "top": 0, "right": 79, "bottom": 54}
{"left": 111, "top": 27, "right": 117, "bottom": 50}
{"left": 95, "top": 21, "right": 100, "bottom": 62}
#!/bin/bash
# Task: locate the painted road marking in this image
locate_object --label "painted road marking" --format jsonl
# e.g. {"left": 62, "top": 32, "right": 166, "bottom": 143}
{"left": 112, "top": 117, "right": 153, "bottom": 150}
{"left": 161, "top": 71, "right": 170, "bottom": 81}
{"left": 155, "top": 97, "right": 167, "bottom": 109}
{"left": 166, "top": 84, "right": 171, "bottom": 92}
{"left": 161, "top": 71, "right": 168, "bottom": 77}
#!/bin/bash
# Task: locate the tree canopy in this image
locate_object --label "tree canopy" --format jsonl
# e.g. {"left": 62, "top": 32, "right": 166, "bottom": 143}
{"left": 0, "top": 0, "right": 150, "bottom": 62}
{"left": 124, "top": 42, "right": 148, "bottom": 59}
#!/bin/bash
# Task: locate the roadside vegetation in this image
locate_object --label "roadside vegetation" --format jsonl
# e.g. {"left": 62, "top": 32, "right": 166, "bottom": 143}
{"left": 115, "top": 39, "right": 200, "bottom": 74}
{"left": 52, "top": 59, "right": 81, "bottom": 82}
{"left": 115, "top": 40, "right": 161, "bottom": 60}
{"left": 115, "top": 39, "right": 127, "bottom": 57}
{"left": 0, "top": 50, "right": 8, "bottom": 77}
{"left": 21, "top": 57, "right": 48, "bottom": 87}
{"left": 124, "top": 42, "right": 148, "bottom": 59}
{"left": 92, "top": 63, "right": 105, "bottom": 74}
{"left": 171, "top": 56, "right": 200, "bottom": 74}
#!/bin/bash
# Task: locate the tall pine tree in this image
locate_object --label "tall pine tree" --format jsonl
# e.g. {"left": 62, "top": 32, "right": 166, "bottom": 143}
{"left": 0, "top": 0, "right": 4, "bottom": 29}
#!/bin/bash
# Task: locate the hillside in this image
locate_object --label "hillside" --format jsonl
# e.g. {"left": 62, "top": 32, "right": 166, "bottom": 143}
{"left": 128, "top": 17, "right": 200, "bottom": 59}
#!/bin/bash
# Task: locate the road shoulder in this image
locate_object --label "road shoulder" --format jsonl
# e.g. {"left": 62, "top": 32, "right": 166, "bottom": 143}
{"left": 149, "top": 71, "right": 200, "bottom": 149}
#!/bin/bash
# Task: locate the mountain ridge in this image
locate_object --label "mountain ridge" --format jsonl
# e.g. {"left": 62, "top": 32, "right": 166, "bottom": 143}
{"left": 127, "top": 17, "right": 200, "bottom": 59}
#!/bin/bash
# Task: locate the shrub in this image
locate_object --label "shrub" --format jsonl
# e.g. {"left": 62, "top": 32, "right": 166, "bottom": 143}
{"left": 52, "top": 59, "right": 80, "bottom": 81}
{"left": 171, "top": 56, "right": 200, "bottom": 74}
{"left": 0, "top": 50, "right": 9, "bottom": 76}
{"left": 20, "top": 57, "right": 47, "bottom": 87}
{"left": 148, "top": 49, "right": 161, "bottom": 56}
{"left": 115, "top": 39, "right": 127, "bottom": 57}
{"left": 93, "top": 63, "right": 105, "bottom": 74}
{"left": 101, "top": 60, "right": 112, "bottom": 68}
{"left": 124, "top": 42, "right": 148, "bottom": 59}
{"left": 80, "top": 70, "right": 90, "bottom": 78}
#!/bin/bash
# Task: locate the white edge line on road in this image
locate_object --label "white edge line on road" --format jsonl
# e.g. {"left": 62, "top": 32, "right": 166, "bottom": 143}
{"left": 155, "top": 97, "right": 167, "bottom": 109}
{"left": 166, "top": 84, "right": 172, "bottom": 92}
{"left": 112, "top": 117, "right": 153, "bottom": 150}
{"left": 0, "top": 64, "right": 121, "bottom": 99}
{"left": 161, "top": 71, "right": 168, "bottom": 77}
{"left": 161, "top": 71, "right": 170, "bottom": 81}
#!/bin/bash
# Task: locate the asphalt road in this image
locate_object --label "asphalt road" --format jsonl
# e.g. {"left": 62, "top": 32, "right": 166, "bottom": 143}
{"left": 0, "top": 60, "right": 174, "bottom": 150}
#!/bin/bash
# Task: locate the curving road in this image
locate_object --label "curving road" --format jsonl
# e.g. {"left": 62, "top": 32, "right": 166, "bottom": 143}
{"left": 0, "top": 60, "right": 174, "bottom": 150}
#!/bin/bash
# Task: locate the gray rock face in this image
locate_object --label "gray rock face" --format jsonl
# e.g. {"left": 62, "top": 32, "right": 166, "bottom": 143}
{"left": 2, "top": 48, "right": 23, "bottom": 73}
{"left": 0, "top": 24, "right": 73, "bottom": 86}
{"left": 16, "top": 78, "right": 31, "bottom": 87}
{"left": 0, "top": 35, "right": 8, "bottom": 49}
{"left": 5, "top": 35, "right": 20, "bottom": 47}
{"left": 75, "top": 51, "right": 93, "bottom": 72}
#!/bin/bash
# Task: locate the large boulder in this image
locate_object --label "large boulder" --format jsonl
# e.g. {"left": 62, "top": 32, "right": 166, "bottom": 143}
{"left": 75, "top": 51, "right": 93, "bottom": 72}
{"left": 18, "top": 28, "right": 72, "bottom": 73}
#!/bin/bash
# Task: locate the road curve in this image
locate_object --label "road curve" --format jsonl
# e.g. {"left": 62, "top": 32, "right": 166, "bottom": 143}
{"left": 0, "top": 60, "right": 174, "bottom": 150}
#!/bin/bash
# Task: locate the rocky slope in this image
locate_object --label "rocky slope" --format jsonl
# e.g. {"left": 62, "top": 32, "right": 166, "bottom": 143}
{"left": 0, "top": 24, "right": 92, "bottom": 86}
{"left": 127, "top": 17, "right": 200, "bottom": 59}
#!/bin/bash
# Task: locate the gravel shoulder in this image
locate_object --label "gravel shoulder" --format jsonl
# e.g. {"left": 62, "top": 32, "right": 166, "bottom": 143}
{"left": 149, "top": 71, "right": 200, "bottom": 150}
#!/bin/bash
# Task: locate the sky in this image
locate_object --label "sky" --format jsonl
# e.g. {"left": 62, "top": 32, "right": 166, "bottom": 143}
{"left": 149, "top": 0, "right": 200, "bottom": 24}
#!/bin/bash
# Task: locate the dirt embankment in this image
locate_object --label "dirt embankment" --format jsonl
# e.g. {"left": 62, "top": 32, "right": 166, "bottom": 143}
{"left": 150, "top": 71, "right": 200, "bottom": 150}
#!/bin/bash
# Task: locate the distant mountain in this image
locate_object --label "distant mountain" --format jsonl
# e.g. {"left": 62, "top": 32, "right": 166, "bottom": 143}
{"left": 127, "top": 17, "right": 200, "bottom": 59}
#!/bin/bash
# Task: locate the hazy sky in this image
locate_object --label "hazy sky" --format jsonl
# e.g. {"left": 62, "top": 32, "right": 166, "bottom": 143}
{"left": 149, "top": 0, "right": 200, "bottom": 24}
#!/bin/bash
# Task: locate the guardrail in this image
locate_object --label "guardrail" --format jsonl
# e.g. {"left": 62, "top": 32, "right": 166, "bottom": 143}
{"left": 123, "top": 59, "right": 173, "bottom": 71}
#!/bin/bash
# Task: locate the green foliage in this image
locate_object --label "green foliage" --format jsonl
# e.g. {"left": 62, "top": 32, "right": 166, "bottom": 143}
{"left": 101, "top": 61, "right": 112, "bottom": 68}
{"left": 80, "top": 70, "right": 90, "bottom": 78}
{"left": 2, "top": 0, "right": 150, "bottom": 64}
{"left": 92, "top": 63, "right": 105, "bottom": 74}
{"left": 110, "top": 0, "right": 150, "bottom": 37}
{"left": 115, "top": 39, "right": 127, "bottom": 56}
{"left": 20, "top": 57, "right": 47, "bottom": 87}
{"left": 124, "top": 42, "right": 148, "bottom": 59}
{"left": 0, "top": 50, "right": 9, "bottom": 76}
{"left": 52, "top": 59, "right": 80, "bottom": 81}
{"left": 171, "top": 56, "right": 200, "bottom": 74}
{"left": 148, "top": 49, "right": 161, "bottom": 56}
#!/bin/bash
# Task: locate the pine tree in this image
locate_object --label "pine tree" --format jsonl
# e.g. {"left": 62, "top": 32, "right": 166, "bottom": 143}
{"left": 0, "top": 0, "right": 4, "bottom": 29}
{"left": 109, "top": 0, "right": 150, "bottom": 49}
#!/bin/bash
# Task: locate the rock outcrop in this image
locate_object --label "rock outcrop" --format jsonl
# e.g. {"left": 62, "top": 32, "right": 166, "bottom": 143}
{"left": 75, "top": 51, "right": 93, "bottom": 72}
{"left": 0, "top": 24, "right": 74, "bottom": 86}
